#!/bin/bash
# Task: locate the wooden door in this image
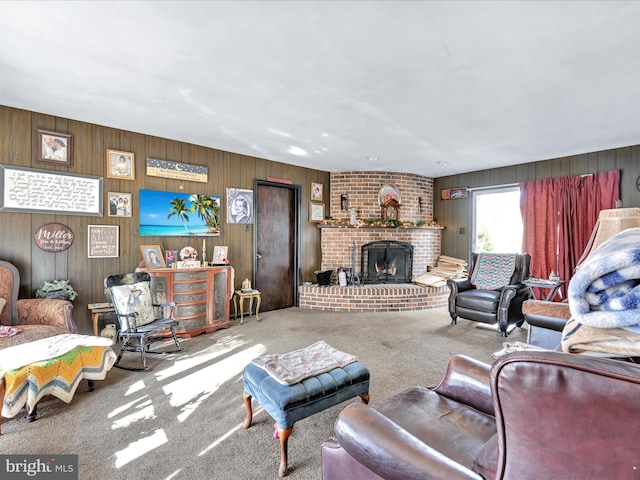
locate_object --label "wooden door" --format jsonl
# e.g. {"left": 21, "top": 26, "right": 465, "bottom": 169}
{"left": 254, "top": 181, "right": 300, "bottom": 311}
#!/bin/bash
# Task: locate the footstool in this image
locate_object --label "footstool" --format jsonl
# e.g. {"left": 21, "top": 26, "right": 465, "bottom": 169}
{"left": 243, "top": 359, "right": 370, "bottom": 477}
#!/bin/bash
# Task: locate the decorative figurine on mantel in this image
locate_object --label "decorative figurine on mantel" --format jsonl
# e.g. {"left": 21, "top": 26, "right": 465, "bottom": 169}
{"left": 349, "top": 208, "right": 358, "bottom": 225}
{"left": 242, "top": 278, "right": 252, "bottom": 292}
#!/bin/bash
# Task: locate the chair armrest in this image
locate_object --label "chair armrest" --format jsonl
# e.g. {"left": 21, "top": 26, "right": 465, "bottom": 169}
{"left": 335, "top": 403, "right": 482, "bottom": 480}
{"left": 447, "top": 277, "right": 473, "bottom": 293}
{"left": 114, "top": 312, "right": 138, "bottom": 333}
{"left": 522, "top": 299, "right": 571, "bottom": 330}
{"left": 431, "top": 355, "right": 493, "bottom": 415}
{"left": 154, "top": 301, "right": 177, "bottom": 321}
{"left": 16, "top": 298, "right": 77, "bottom": 333}
{"left": 507, "top": 283, "right": 529, "bottom": 294}
{"left": 447, "top": 278, "right": 474, "bottom": 313}
{"left": 522, "top": 299, "right": 570, "bottom": 316}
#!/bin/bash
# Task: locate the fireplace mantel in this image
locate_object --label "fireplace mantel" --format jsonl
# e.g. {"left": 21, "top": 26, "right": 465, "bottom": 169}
{"left": 317, "top": 224, "right": 444, "bottom": 230}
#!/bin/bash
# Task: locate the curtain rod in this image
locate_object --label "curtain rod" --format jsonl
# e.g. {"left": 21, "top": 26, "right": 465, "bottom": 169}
{"left": 467, "top": 183, "right": 519, "bottom": 192}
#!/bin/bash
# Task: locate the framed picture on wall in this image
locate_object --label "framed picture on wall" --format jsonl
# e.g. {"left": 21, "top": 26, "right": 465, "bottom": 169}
{"left": 309, "top": 202, "right": 325, "bottom": 222}
{"left": 106, "top": 149, "right": 135, "bottom": 180}
{"left": 87, "top": 225, "right": 119, "bottom": 258}
{"left": 36, "top": 129, "right": 73, "bottom": 166}
{"left": 311, "top": 182, "right": 323, "bottom": 201}
{"left": 107, "top": 192, "right": 132, "bottom": 217}
{"left": 441, "top": 186, "right": 469, "bottom": 200}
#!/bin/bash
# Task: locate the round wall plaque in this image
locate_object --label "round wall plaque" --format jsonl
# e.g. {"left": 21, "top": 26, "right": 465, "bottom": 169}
{"left": 34, "top": 223, "right": 74, "bottom": 252}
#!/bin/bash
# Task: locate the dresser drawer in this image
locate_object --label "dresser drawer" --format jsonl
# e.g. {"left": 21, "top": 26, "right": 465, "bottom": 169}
{"left": 175, "top": 317, "right": 207, "bottom": 332}
{"left": 174, "top": 271, "right": 208, "bottom": 281}
{"left": 174, "top": 281, "right": 207, "bottom": 293}
{"left": 174, "top": 292, "right": 207, "bottom": 304}
{"left": 176, "top": 303, "right": 207, "bottom": 318}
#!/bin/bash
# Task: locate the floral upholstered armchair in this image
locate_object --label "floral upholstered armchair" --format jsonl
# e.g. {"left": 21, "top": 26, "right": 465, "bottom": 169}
{"left": 0, "top": 260, "right": 77, "bottom": 349}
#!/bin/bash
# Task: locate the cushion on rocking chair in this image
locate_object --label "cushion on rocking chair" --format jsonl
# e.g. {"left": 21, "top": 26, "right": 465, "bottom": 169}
{"left": 109, "top": 281, "right": 156, "bottom": 330}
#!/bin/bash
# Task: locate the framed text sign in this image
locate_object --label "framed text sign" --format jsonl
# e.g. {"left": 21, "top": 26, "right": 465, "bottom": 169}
{"left": 0, "top": 165, "right": 103, "bottom": 216}
{"left": 88, "top": 225, "right": 119, "bottom": 258}
{"left": 34, "top": 223, "right": 74, "bottom": 253}
{"left": 146, "top": 158, "right": 208, "bottom": 183}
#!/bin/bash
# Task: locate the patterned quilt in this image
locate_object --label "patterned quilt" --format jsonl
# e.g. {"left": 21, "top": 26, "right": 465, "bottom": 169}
{"left": 251, "top": 341, "right": 358, "bottom": 385}
{"left": 470, "top": 253, "right": 517, "bottom": 290}
{"left": 1, "top": 336, "right": 116, "bottom": 418}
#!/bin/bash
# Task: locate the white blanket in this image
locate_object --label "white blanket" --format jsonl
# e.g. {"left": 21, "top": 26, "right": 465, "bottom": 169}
{"left": 0, "top": 334, "right": 113, "bottom": 373}
{"left": 251, "top": 341, "right": 358, "bottom": 385}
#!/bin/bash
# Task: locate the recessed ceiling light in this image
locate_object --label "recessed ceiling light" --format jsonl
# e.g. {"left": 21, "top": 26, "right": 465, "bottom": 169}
{"left": 288, "top": 146, "right": 307, "bottom": 156}
{"left": 436, "top": 161, "right": 449, "bottom": 166}
{"left": 365, "top": 156, "right": 380, "bottom": 162}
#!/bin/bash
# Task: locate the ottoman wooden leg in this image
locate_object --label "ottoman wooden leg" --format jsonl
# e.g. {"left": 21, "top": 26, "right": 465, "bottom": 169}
{"left": 242, "top": 393, "right": 253, "bottom": 429}
{"left": 277, "top": 425, "right": 293, "bottom": 477}
{"left": 360, "top": 394, "right": 370, "bottom": 405}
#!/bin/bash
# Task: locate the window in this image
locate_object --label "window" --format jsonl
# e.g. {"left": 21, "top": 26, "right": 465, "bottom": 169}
{"left": 471, "top": 186, "right": 523, "bottom": 256}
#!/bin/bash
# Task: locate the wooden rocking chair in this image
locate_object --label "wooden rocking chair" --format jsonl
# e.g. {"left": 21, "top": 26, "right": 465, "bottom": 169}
{"left": 104, "top": 272, "right": 182, "bottom": 371}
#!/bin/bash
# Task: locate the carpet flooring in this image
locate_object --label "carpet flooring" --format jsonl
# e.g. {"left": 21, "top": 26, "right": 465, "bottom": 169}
{"left": 0, "top": 307, "right": 527, "bottom": 480}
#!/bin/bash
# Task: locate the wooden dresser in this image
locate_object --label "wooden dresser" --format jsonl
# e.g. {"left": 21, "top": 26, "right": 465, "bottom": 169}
{"left": 145, "top": 265, "right": 232, "bottom": 337}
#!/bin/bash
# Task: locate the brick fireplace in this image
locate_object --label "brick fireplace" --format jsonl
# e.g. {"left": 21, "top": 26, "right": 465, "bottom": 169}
{"left": 298, "top": 171, "right": 449, "bottom": 312}
{"left": 362, "top": 240, "right": 413, "bottom": 284}
{"left": 319, "top": 226, "right": 442, "bottom": 280}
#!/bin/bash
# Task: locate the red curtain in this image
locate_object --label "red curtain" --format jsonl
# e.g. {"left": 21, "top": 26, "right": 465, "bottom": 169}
{"left": 520, "top": 170, "right": 619, "bottom": 296}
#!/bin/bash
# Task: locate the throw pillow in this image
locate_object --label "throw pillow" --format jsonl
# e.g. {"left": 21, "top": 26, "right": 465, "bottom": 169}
{"left": 109, "top": 282, "right": 156, "bottom": 331}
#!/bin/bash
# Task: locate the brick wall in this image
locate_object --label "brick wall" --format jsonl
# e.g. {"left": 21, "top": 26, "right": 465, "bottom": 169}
{"left": 305, "top": 171, "right": 446, "bottom": 311}
{"left": 298, "top": 284, "right": 449, "bottom": 311}
{"left": 329, "top": 171, "right": 434, "bottom": 223}
{"left": 320, "top": 171, "right": 440, "bottom": 279}
{"left": 320, "top": 226, "right": 442, "bottom": 278}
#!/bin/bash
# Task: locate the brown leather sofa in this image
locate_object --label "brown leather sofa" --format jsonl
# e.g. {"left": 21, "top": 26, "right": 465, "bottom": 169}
{"left": 447, "top": 253, "right": 531, "bottom": 336}
{"left": 0, "top": 260, "right": 77, "bottom": 349}
{"left": 322, "top": 350, "right": 640, "bottom": 479}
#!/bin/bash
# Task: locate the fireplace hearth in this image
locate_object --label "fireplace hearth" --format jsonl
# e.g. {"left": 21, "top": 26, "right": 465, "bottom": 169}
{"left": 361, "top": 240, "right": 413, "bottom": 284}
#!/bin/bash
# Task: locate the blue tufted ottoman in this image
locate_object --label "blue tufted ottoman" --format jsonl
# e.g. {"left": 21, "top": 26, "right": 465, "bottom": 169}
{"left": 243, "top": 360, "right": 370, "bottom": 477}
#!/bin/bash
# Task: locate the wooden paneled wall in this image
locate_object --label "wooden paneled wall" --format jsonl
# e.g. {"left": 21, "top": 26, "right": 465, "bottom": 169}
{"left": 0, "top": 105, "right": 329, "bottom": 333}
{"left": 434, "top": 147, "right": 640, "bottom": 260}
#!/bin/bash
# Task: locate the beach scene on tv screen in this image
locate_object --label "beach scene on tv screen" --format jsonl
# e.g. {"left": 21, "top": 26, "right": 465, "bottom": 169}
{"left": 139, "top": 189, "right": 221, "bottom": 236}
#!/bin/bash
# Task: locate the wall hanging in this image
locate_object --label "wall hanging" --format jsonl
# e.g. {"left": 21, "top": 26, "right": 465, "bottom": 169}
{"left": 0, "top": 165, "right": 102, "bottom": 216}
{"left": 226, "top": 188, "right": 253, "bottom": 224}
{"left": 88, "top": 225, "right": 119, "bottom": 258}
{"left": 37, "top": 129, "right": 73, "bottom": 166}
{"left": 146, "top": 158, "right": 208, "bottom": 183}
{"left": 139, "top": 189, "right": 221, "bottom": 236}
{"left": 106, "top": 149, "right": 135, "bottom": 180}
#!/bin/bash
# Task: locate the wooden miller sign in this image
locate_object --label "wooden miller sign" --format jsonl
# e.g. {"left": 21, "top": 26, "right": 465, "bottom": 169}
{"left": 34, "top": 223, "right": 74, "bottom": 252}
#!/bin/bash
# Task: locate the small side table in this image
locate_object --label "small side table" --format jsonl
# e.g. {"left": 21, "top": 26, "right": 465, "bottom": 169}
{"left": 234, "top": 290, "right": 261, "bottom": 324}
{"left": 523, "top": 279, "right": 565, "bottom": 302}
{"left": 88, "top": 302, "right": 115, "bottom": 335}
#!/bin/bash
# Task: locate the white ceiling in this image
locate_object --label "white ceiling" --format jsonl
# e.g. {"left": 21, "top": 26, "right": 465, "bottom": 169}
{"left": 2, "top": 1, "right": 640, "bottom": 178}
